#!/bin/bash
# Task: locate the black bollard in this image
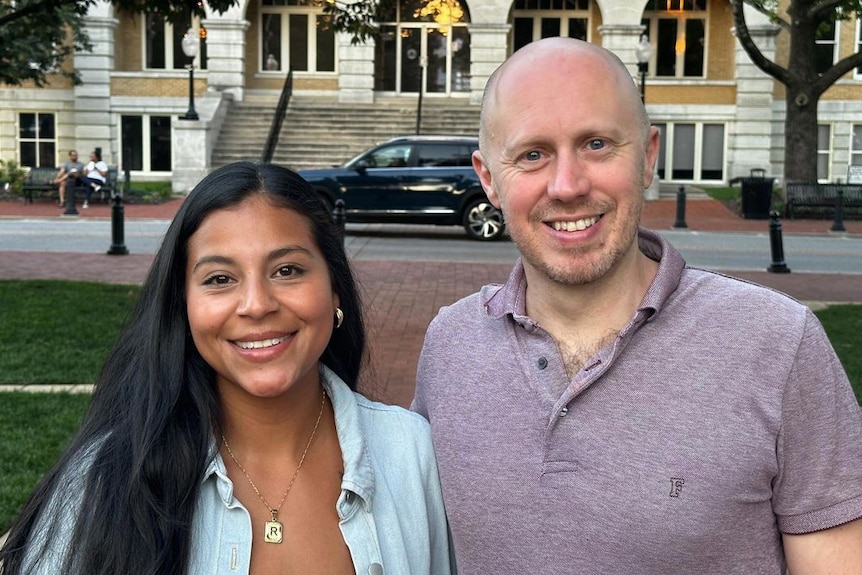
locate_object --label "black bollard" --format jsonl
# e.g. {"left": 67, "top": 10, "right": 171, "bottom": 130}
{"left": 830, "top": 188, "right": 846, "bottom": 233}
{"left": 107, "top": 188, "right": 129, "bottom": 255}
{"left": 672, "top": 185, "right": 688, "bottom": 228}
{"left": 63, "top": 184, "right": 79, "bottom": 216}
{"left": 767, "top": 210, "right": 790, "bottom": 273}
{"left": 333, "top": 199, "right": 346, "bottom": 245}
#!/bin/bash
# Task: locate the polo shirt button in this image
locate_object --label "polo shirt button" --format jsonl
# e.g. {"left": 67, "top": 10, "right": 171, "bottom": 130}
{"left": 560, "top": 407, "right": 568, "bottom": 417}
{"left": 368, "top": 563, "right": 384, "bottom": 575}
{"left": 537, "top": 357, "right": 548, "bottom": 370}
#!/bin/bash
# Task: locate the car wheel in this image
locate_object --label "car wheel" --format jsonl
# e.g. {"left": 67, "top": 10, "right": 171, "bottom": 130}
{"left": 462, "top": 197, "right": 505, "bottom": 241}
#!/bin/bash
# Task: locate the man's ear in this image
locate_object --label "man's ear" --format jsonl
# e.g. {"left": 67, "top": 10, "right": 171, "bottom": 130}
{"left": 472, "top": 150, "right": 501, "bottom": 208}
{"left": 643, "top": 126, "right": 660, "bottom": 188}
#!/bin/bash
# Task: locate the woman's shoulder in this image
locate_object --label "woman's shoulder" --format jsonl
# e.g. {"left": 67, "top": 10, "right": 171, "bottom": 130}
{"left": 353, "top": 393, "right": 431, "bottom": 434}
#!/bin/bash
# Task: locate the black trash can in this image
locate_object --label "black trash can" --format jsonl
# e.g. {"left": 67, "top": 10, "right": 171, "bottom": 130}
{"left": 740, "top": 169, "right": 774, "bottom": 219}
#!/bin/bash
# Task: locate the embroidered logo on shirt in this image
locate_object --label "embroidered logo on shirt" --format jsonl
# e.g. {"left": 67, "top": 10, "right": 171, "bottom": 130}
{"left": 669, "top": 477, "right": 685, "bottom": 497}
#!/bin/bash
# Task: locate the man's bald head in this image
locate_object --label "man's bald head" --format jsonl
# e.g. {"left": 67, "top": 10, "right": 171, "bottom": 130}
{"left": 478, "top": 38, "right": 650, "bottom": 154}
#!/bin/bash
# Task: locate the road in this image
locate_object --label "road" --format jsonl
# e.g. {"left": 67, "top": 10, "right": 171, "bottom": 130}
{"left": 0, "top": 219, "right": 860, "bottom": 274}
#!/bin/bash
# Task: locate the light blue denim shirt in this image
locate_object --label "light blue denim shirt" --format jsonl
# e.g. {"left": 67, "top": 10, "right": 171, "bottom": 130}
{"left": 188, "top": 364, "right": 454, "bottom": 574}
{"left": 22, "top": 365, "right": 454, "bottom": 574}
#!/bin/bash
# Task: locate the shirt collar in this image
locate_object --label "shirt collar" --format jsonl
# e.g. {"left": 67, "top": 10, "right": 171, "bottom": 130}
{"left": 484, "top": 227, "right": 686, "bottom": 323}
{"left": 202, "top": 363, "right": 376, "bottom": 511}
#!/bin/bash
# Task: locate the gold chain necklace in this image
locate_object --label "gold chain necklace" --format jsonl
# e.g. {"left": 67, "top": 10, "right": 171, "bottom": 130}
{"left": 221, "top": 388, "right": 326, "bottom": 544}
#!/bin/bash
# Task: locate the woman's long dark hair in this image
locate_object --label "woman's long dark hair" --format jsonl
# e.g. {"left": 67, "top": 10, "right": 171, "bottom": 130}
{"left": 0, "top": 162, "right": 366, "bottom": 574}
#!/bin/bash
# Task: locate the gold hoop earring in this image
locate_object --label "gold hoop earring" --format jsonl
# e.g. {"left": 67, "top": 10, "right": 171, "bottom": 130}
{"left": 334, "top": 307, "right": 344, "bottom": 329}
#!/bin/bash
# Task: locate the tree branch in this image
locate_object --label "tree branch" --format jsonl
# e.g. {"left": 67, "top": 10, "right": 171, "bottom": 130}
{"left": 0, "top": 0, "right": 85, "bottom": 27}
{"left": 732, "top": 0, "right": 789, "bottom": 83}
{"left": 806, "top": 0, "right": 861, "bottom": 21}
{"left": 813, "top": 51, "right": 862, "bottom": 96}
{"left": 744, "top": 0, "right": 791, "bottom": 31}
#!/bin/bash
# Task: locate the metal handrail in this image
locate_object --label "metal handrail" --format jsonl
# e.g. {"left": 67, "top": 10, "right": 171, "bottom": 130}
{"left": 261, "top": 67, "right": 293, "bottom": 164}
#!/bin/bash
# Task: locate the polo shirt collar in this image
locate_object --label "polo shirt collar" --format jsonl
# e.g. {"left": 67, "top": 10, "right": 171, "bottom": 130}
{"left": 484, "top": 227, "right": 685, "bottom": 323}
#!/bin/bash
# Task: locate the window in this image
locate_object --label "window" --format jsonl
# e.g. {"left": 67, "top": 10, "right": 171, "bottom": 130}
{"left": 654, "top": 122, "right": 725, "bottom": 182}
{"left": 144, "top": 15, "right": 207, "bottom": 70}
{"left": 415, "top": 143, "right": 475, "bottom": 167}
{"left": 511, "top": 0, "right": 590, "bottom": 52}
{"left": 261, "top": 0, "right": 335, "bottom": 73}
{"left": 815, "top": 20, "right": 837, "bottom": 75}
{"left": 121, "top": 115, "right": 172, "bottom": 173}
{"left": 856, "top": 20, "right": 862, "bottom": 78}
{"left": 642, "top": 0, "right": 706, "bottom": 78}
{"left": 852, "top": 125, "right": 862, "bottom": 166}
{"left": 361, "top": 143, "right": 412, "bottom": 168}
{"left": 18, "top": 113, "right": 56, "bottom": 168}
{"left": 817, "top": 124, "right": 831, "bottom": 182}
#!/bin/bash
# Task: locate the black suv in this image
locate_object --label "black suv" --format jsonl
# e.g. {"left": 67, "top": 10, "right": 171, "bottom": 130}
{"left": 297, "top": 135, "right": 505, "bottom": 241}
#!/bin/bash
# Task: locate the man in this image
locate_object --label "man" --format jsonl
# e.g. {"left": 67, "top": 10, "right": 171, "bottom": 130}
{"left": 412, "top": 37, "right": 862, "bottom": 574}
{"left": 80, "top": 149, "right": 108, "bottom": 209}
{"left": 53, "top": 150, "right": 84, "bottom": 207}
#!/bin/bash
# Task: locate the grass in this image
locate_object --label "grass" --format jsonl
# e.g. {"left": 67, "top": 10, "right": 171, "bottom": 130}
{"left": 0, "top": 281, "right": 859, "bottom": 532}
{"left": 0, "top": 280, "right": 139, "bottom": 385}
{"left": 815, "top": 304, "right": 862, "bottom": 405}
{"left": 0, "top": 393, "right": 92, "bottom": 533}
{"left": 124, "top": 180, "right": 174, "bottom": 202}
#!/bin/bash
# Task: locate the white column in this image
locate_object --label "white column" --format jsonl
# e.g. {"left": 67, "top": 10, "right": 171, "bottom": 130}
{"left": 338, "top": 34, "right": 376, "bottom": 104}
{"left": 172, "top": 94, "right": 231, "bottom": 194}
{"left": 729, "top": 6, "right": 780, "bottom": 180}
{"left": 76, "top": 2, "right": 118, "bottom": 164}
{"left": 467, "top": 24, "right": 510, "bottom": 105}
{"left": 204, "top": 16, "right": 250, "bottom": 102}
{"left": 596, "top": 23, "right": 646, "bottom": 79}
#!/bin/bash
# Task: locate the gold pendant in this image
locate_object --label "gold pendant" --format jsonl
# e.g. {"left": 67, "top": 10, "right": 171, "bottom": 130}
{"left": 264, "top": 519, "right": 284, "bottom": 544}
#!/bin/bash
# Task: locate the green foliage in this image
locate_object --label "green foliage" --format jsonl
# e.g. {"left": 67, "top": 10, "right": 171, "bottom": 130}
{"left": 0, "top": 280, "right": 139, "bottom": 384}
{"left": 0, "top": 392, "right": 91, "bottom": 533}
{"left": 0, "top": 0, "right": 93, "bottom": 86}
{"left": 701, "top": 186, "right": 739, "bottom": 202}
{"left": 814, "top": 304, "right": 862, "bottom": 404}
{"left": 128, "top": 180, "right": 173, "bottom": 198}
{"left": 0, "top": 158, "right": 27, "bottom": 196}
{"left": 0, "top": 0, "right": 239, "bottom": 87}
{"left": 112, "top": 0, "right": 237, "bottom": 26}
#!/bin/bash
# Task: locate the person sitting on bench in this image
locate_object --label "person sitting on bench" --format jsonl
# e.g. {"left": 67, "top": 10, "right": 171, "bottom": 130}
{"left": 80, "top": 149, "right": 108, "bottom": 209}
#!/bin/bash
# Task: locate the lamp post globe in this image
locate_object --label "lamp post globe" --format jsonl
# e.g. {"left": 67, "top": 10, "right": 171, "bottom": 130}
{"left": 635, "top": 34, "right": 652, "bottom": 103}
{"left": 181, "top": 28, "right": 199, "bottom": 121}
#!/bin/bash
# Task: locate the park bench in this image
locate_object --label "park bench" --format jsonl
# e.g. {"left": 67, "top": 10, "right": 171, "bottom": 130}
{"left": 21, "top": 167, "right": 58, "bottom": 203}
{"left": 21, "top": 165, "right": 119, "bottom": 204}
{"left": 784, "top": 182, "right": 862, "bottom": 219}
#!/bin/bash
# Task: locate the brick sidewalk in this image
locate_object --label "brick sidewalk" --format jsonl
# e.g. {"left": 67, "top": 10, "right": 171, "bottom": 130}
{"left": 1, "top": 196, "right": 860, "bottom": 406}
{"left": 2, "top": 194, "right": 861, "bottom": 235}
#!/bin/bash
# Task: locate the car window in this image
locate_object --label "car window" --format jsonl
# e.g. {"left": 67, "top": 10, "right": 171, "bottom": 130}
{"left": 416, "top": 144, "right": 473, "bottom": 167}
{"left": 364, "top": 144, "right": 412, "bottom": 168}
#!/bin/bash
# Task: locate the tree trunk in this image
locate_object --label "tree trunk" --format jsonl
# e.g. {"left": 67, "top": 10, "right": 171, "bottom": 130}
{"left": 783, "top": 90, "right": 820, "bottom": 184}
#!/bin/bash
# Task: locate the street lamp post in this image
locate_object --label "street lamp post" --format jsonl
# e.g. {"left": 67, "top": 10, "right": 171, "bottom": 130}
{"left": 635, "top": 34, "right": 652, "bottom": 103}
{"left": 181, "top": 28, "right": 199, "bottom": 121}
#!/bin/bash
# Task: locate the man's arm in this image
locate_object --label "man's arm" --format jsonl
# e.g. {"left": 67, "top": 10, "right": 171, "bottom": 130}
{"left": 53, "top": 166, "right": 66, "bottom": 183}
{"left": 783, "top": 517, "right": 862, "bottom": 574}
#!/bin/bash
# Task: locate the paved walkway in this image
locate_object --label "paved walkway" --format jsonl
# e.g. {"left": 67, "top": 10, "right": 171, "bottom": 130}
{"left": 1, "top": 195, "right": 860, "bottom": 407}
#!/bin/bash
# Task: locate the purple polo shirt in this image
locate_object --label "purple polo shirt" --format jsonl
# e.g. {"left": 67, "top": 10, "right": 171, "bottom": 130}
{"left": 413, "top": 228, "right": 862, "bottom": 574}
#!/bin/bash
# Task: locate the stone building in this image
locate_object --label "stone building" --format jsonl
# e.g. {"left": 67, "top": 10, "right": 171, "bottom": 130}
{"left": 2, "top": 0, "right": 862, "bottom": 193}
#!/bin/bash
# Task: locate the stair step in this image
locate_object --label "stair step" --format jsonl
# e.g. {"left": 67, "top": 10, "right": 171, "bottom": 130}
{"left": 212, "top": 94, "right": 480, "bottom": 169}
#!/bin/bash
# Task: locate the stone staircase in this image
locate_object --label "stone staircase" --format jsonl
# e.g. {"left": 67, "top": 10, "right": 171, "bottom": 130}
{"left": 211, "top": 94, "right": 481, "bottom": 171}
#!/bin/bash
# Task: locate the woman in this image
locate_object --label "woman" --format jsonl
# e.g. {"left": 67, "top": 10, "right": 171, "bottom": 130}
{"left": 0, "top": 162, "right": 453, "bottom": 575}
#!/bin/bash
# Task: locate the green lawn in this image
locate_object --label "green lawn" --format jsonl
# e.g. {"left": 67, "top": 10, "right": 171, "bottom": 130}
{"left": 0, "top": 280, "right": 859, "bottom": 533}
{"left": 0, "top": 280, "right": 139, "bottom": 384}
{"left": 0, "top": 393, "right": 92, "bottom": 534}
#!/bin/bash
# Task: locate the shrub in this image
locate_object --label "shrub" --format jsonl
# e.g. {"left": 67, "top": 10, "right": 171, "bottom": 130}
{"left": 0, "top": 159, "right": 27, "bottom": 197}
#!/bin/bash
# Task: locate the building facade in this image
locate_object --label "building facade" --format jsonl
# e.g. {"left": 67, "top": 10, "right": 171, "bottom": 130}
{"left": 2, "top": 0, "right": 862, "bottom": 192}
